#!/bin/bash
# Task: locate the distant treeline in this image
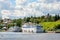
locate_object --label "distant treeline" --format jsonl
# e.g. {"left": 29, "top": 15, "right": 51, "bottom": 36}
{"left": 23, "top": 13, "right": 60, "bottom": 23}
{"left": 12, "top": 13, "right": 60, "bottom": 27}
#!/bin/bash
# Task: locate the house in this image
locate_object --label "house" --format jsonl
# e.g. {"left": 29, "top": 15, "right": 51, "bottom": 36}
{"left": 3, "top": 18, "right": 12, "bottom": 23}
{"left": 2, "top": 18, "right": 12, "bottom": 31}
{"left": 22, "top": 22, "right": 44, "bottom": 33}
{"left": 8, "top": 26, "right": 21, "bottom": 32}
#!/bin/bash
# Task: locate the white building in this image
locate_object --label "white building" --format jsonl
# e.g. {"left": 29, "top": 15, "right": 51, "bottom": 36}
{"left": 22, "top": 22, "right": 44, "bottom": 33}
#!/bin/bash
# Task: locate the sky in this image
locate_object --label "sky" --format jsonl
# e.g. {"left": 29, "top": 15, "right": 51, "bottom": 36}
{"left": 0, "top": 0, "right": 60, "bottom": 19}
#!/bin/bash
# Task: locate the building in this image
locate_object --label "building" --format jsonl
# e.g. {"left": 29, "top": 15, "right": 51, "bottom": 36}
{"left": 2, "top": 18, "right": 12, "bottom": 31}
{"left": 8, "top": 26, "right": 21, "bottom": 32}
{"left": 3, "top": 18, "right": 12, "bottom": 23}
{"left": 22, "top": 22, "right": 44, "bottom": 33}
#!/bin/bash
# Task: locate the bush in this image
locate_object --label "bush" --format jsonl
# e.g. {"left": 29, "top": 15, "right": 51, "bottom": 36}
{"left": 7, "top": 23, "right": 15, "bottom": 28}
{"left": 55, "top": 24, "right": 60, "bottom": 29}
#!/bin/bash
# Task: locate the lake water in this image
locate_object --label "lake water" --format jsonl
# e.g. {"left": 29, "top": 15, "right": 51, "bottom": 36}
{"left": 0, "top": 32, "right": 60, "bottom": 40}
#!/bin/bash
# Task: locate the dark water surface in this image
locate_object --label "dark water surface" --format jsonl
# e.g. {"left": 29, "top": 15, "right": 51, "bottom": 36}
{"left": 0, "top": 32, "right": 60, "bottom": 40}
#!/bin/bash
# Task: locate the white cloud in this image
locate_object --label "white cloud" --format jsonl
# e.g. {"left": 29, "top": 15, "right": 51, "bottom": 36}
{"left": 0, "top": 0, "right": 4, "bottom": 2}
{"left": 36, "top": 1, "right": 60, "bottom": 10}
{"left": 15, "top": 0, "right": 48, "bottom": 17}
{"left": 38, "top": 0, "right": 46, "bottom": 3}
{"left": 0, "top": 0, "right": 60, "bottom": 19}
{"left": 15, "top": 0, "right": 27, "bottom": 8}
{"left": 1, "top": 10, "right": 10, "bottom": 19}
{"left": 52, "top": 2, "right": 60, "bottom": 10}
{"left": 14, "top": 10, "right": 25, "bottom": 17}
{"left": 29, "top": 2, "right": 37, "bottom": 8}
{"left": 1, "top": 10, "right": 10, "bottom": 15}
{"left": 0, "top": 5, "right": 2, "bottom": 9}
{"left": 0, "top": 0, "right": 9, "bottom": 2}
{"left": 16, "top": 0, "right": 27, "bottom": 4}
{"left": 0, "top": 0, "right": 12, "bottom": 10}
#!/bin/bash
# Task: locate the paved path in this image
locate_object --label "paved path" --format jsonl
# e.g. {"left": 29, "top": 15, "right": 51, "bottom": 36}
{"left": 0, "top": 32, "right": 60, "bottom": 40}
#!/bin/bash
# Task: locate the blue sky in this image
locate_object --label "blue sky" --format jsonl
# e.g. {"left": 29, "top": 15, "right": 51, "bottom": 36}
{"left": 10, "top": 0, "right": 15, "bottom": 6}
{"left": 0, "top": 0, "right": 60, "bottom": 19}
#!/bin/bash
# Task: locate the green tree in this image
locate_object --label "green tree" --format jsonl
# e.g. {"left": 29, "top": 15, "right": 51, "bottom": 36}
{"left": 54, "top": 14, "right": 60, "bottom": 21}
{"left": 16, "top": 19, "right": 23, "bottom": 27}
{"left": 7, "top": 23, "right": 14, "bottom": 28}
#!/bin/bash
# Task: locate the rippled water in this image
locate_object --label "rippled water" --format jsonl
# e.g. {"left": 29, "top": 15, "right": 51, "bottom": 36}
{"left": 0, "top": 32, "right": 60, "bottom": 40}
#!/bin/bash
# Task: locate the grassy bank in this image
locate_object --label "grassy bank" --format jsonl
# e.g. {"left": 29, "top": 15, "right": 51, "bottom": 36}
{"left": 41, "top": 22, "right": 60, "bottom": 32}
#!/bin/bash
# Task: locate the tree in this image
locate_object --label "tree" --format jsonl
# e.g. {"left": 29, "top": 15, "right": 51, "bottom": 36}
{"left": 12, "top": 19, "right": 16, "bottom": 23}
{"left": 45, "top": 13, "right": 51, "bottom": 22}
{"left": 0, "top": 19, "right": 3, "bottom": 23}
{"left": 55, "top": 24, "right": 60, "bottom": 29}
{"left": 30, "top": 17, "right": 34, "bottom": 23}
{"left": 16, "top": 19, "right": 23, "bottom": 27}
{"left": 54, "top": 14, "right": 60, "bottom": 21}
{"left": 26, "top": 17, "right": 31, "bottom": 22}
{"left": 40, "top": 16, "right": 45, "bottom": 22}
{"left": 7, "top": 23, "right": 14, "bottom": 28}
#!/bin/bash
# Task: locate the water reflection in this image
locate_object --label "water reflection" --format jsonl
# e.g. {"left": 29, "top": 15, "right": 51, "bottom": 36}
{"left": 0, "top": 32, "right": 60, "bottom": 40}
